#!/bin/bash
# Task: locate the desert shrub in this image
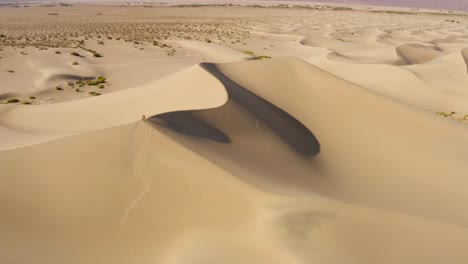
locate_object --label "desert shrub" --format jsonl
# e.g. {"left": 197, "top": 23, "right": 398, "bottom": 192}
{"left": 436, "top": 111, "right": 450, "bottom": 117}
{"left": 72, "top": 61, "right": 79, "bottom": 65}
{"left": 7, "top": 98, "right": 20, "bottom": 103}
{"left": 71, "top": 52, "right": 80, "bottom": 56}
{"left": 29, "top": 96, "right": 36, "bottom": 99}
{"left": 56, "top": 86, "right": 63, "bottom": 91}
{"left": 89, "top": 91, "right": 101, "bottom": 96}
{"left": 55, "top": 51, "right": 61, "bottom": 54}
{"left": 86, "top": 76, "right": 106, "bottom": 86}
{"left": 98, "top": 84, "right": 105, "bottom": 89}
{"left": 332, "top": 7, "right": 353, "bottom": 11}
{"left": 93, "top": 52, "right": 103, "bottom": 57}
{"left": 23, "top": 101, "right": 31, "bottom": 105}
{"left": 242, "top": 51, "right": 271, "bottom": 60}
{"left": 458, "top": 115, "right": 468, "bottom": 122}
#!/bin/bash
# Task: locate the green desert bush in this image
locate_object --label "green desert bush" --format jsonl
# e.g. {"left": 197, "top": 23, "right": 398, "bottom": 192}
{"left": 436, "top": 111, "right": 450, "bottom": 117}
{"left": 7, "top": 98, "right": 20, "bottom": 103}
{"left": 72, "top": 61, "right": 79, "bottom": 65}
{"left": 86, "top": 76, "right": 106, "bottom": 86}
{"left": 23, "top": 101, "right": 31, "bottom": 105}
{"left": 242, "top": 51, "right": 271, "bottom": 60}
{"left": 458, "top": 115, "right": 468, "bottom": 122}
{"left": 29, "top": 96, "right": 36, "bottom": 99}
{"left": 89, "top": 91, "right": 101, "bottom": 96}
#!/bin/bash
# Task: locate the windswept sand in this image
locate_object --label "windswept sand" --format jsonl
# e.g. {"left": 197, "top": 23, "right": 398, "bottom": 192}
{"left": 1, "top": 3, "right": 468, "bottom": 264}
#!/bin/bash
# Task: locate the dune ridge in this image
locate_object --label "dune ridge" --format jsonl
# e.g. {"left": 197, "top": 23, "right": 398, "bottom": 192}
{"left": 2, "top": 4, "right": 468, "bottom": 263}
{"left": 0, "top": 64, "right": 228, "bottom": 150}
{"left": 3, "top": 57, "right": 468, "bottom": 263}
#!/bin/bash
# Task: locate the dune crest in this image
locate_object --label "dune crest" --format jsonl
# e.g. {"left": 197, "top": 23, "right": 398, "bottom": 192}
{"left": 2, "top": 3, "right": 468, "bottom": 263}
{"left": 0, "top": 64, "right": 228, "bottom": 149}
{"left": 3, "top": 57, "right": 468, "bottom": 263}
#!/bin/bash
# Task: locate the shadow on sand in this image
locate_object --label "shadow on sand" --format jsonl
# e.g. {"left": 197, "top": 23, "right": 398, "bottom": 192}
{"left": 148, "top": 63, "right": 320, "bottom": 158}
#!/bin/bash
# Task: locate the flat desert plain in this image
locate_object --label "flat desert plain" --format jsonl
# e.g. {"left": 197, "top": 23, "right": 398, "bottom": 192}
{"left": 1, "top": 2, "right": 468, "bottom": 264}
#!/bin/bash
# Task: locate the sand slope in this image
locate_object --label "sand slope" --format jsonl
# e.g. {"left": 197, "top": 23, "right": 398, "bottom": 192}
{"left": 0, "top": 64, "right": 227, "bottom": 149}
{"left": 2, "top": 4, "right": 468, "bottom": 264}
{"left": 2, "top": 57, "right": 468, "bottom": 264}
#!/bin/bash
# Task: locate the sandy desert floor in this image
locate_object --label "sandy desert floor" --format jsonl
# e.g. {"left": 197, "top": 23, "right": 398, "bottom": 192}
{"left": 1, "top": 2, "right": 468, "bottom": 264}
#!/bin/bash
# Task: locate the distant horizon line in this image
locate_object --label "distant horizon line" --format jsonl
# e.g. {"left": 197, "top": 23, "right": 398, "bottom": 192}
{"left": 2, "top": 0, "right": 468, "bottom": 12}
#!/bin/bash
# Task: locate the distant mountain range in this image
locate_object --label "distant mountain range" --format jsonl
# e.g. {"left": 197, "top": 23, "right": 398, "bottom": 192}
{"left": 2, "top": 0, "right": 468, "bottom": 11}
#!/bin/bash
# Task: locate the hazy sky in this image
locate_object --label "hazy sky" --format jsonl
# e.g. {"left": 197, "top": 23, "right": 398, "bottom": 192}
{"left": 4, "top": 0, "right": 468, "bottom": 11}
{"left": 302, "top": 0, "right": 468, "bottom": 11}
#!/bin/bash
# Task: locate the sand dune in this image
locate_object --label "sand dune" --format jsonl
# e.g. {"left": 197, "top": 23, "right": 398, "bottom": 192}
{"left": 175, "top": 40, "right": 254, "bottom": 62}
{"left": 2, "top": 57, "right": 468, "bottom": 263}
{"left": 0, "top": 64, "right": 227, "bottom": 150}
{"left": 0, "top": 65, "right": 226, "bottom": 133}
{"left": 203, "top": 58, "right": 468, "bottom": 225}
{"left": 327, "top": 46, "right": 402, "bottom": 65}
{"left": 395, "top": 43, "right": 447, "bottom": 64}
{"left": 2, "top": 3, "right": 468, "bottom": 264}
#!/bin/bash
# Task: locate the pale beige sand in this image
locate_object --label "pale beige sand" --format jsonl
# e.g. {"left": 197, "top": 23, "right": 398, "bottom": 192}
{"left": 1, "top": 3, "right": 468, "bottom": 264}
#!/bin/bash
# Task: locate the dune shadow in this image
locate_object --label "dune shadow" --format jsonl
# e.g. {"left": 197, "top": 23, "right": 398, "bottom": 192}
{"left": 200, "top": 63, "right": 320, "bottom": 157}
{"left": 0, "top": 93, "right": 17, "bottom": 101}
{"left": 145, "top": 61, "right": 324, "bottom": 194}
{"left": 148, "top": 111, "right": 230, "bottom": 143}
{"left": 461, "top": 48, "right": 468, "bottom": 74}
{"left": 147, "top": 62, "right": 320, "bottom": 158}
{"left": 47, "top": 74, "right": 96, "bottom": 82}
